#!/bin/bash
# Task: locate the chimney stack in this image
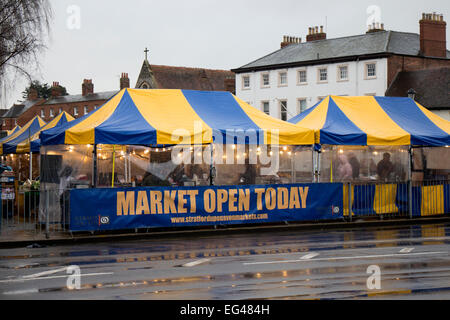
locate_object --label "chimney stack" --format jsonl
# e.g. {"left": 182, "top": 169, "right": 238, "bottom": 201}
{"left": 280, "top": 35, "right": 301, "bottom": 48}
{"left": 366, "top": 21, "right": 385, "bottom": 33}
{"left": 120, "top": 73, "right": 130, "bottom": 90}
{"left": 419, "top": 12, "right": 447, "bottom": 57}
{"left": 50, "top": 81, "right": 62, "bottom": 98}
{"left": 82, "top": 79, "right": 94, "bottom": 96}
{"left": 27, "top": 88, "right": 38, "bottom": 101}
{"left": 306, "top": 25, "right": 326, "bottom": 42}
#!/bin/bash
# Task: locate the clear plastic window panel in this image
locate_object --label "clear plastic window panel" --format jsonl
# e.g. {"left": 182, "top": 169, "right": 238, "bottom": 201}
{"left": 319, "top": 145, "right": 409, "bottom": 183}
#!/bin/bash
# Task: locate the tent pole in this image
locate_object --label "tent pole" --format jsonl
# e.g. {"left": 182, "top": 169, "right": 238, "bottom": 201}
{"left": 408, "top": 146, "right": 413, "bottom": 219}
{"left": 112, "top": 146, "right": 116, "bottom": 188}
{"left": 92, "top": 144, "right": 98, "bottom": 188}
{"left": 29, "top": 151, "right": 32, "bottom": 181}
{"left": 311, "top": 145, "right": 315, "bottom": 183}
{"left": 209, "top": 143, "right": 214, "bottom": 186}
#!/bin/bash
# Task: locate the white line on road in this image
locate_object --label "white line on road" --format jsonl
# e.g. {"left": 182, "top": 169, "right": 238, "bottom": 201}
{"left": 182, "top": 258, "right": 211, "bottom": 267}
{"left": 243, "top": 251, "right": 447, "bottom": 266}
{"left": 21, "top": 267, "right": 68, "bottom": 279}
{"left": 0, "top": 272, "right": 114, "bottom": 284}
{"left": 2, "top": 288, "right": 39, "bottom": 295}
{"left": 300, "top": 252, "right": 319, "bottom": 260}
{"left": 399, "top": 247, "right": 415, "bottom": 253}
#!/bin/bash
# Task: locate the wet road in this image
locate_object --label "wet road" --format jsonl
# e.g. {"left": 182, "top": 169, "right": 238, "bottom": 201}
{"left": 0, "top": 223, "right": 449, "bottom": 300}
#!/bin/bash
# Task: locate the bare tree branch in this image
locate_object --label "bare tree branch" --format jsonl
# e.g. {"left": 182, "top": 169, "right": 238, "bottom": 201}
{"left": 0, "top": 0, "right": 52, "bottom": 104}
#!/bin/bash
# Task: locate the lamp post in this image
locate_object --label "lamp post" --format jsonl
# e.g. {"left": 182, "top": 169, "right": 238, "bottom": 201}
{"left": 407, "top": 88, "right": 416, "bottom": 100}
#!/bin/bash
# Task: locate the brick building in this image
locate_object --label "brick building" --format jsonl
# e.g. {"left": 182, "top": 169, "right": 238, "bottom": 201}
{"left": 232, "top": 12, "right": 449, "bottom": 119}
{"left": 0, "top": 56, "right": 235, "bottom": 134}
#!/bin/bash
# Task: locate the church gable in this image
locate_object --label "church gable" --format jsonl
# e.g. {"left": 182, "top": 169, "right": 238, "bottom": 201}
{"left": 135, "top": 59, "right": 158, "bottom": 89}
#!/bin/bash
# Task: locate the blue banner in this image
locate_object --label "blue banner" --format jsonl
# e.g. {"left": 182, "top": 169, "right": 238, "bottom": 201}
{"left": 69, "top": 183, "right": 343, "bottom": 231}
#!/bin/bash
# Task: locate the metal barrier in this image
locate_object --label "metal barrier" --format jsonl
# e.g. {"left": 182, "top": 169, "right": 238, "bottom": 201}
{"left": 0, "top": 188, "right": 70, "bottom": 239}
{"left": 1, "top": 181, "right": 449, "bottom": 240}
{"left": 344, "top": 180, "right": 450, "bottom": 220}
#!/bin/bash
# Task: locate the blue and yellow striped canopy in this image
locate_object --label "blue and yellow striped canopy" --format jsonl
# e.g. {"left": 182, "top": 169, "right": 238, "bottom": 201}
{"left": 40, "top": 89, "right": 314, "bottom": 146}
{"left": 6, "top": 125, "right": 21, "bottom": 136}
{"left": 288, "top": 96, "right": 450, "bottom": 146}
{"left": 0, "top": 116, "right": 46, "bottom": 154}
{"left": 4, "top": 112, "right": 74, "bottom": 154}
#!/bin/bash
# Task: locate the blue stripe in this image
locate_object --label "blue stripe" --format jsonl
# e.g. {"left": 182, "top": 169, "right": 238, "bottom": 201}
{"left": 40, "top": 100, "right": 109, "bottom": 145}
{"left": 182, "top": 90, "right": 262, "bottom": 144}
{"left": 95, "top": 90, "right": 157, "bottom": 145}
{"left": 320, "top": 97, "right": 367, "bottom": 145}
{"left": 2, "top": 118, "right": 43, "bottom": 154}
{"left": 375, "top": 97, "right": 450, "bottom": 146}
{"left": 288, "top": 100, "right": 321, "bottom": 124}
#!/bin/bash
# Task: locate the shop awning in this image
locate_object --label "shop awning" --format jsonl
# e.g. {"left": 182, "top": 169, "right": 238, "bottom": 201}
{"left": 0, "top": 116, "right": 46, "bottom": 154}
{"left": 288, "top": 96, "right": 450, "bottom": 146}
{"left": 40, "top": 89, "right": 314, "bottom": 146}
{"left": 4, "top": 112, "right": 74, "bottom": 154}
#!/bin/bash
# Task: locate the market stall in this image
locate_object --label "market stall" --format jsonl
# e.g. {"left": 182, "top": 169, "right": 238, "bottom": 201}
{"left": 288, "top": 96, "right": 450, "bottom": 216}
{"left": 38, "top": 89, "right": 334, "bottom": 230}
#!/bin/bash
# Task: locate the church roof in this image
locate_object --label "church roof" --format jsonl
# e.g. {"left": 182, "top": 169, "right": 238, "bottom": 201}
{"left": 135, "top": 59, "right": 235, "bottom": 91}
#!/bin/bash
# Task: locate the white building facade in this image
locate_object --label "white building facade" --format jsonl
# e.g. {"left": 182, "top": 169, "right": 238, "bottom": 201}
{"left": 235, "top": 58, "right": 388, "bottom": 120}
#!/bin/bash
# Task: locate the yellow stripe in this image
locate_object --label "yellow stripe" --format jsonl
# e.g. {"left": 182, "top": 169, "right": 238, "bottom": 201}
{"left": 233, "top": 96, "right": 315, "bottom": 145}
{"left": 294, "top": 97, "right": 330, "bottom": 144}
{"left": 373, "top": 184, "right": 398, "bottom": 214}
{"left": 415, "top": 101, "right": 450, "bottom": 134}
{"left": 127, "top": 89, "right": 213, "bottom": 145}
{"left": 421, "top": 185, "right": 444, "bottom": 216}
{"left": 6, "top": 126, "right": 20, "bottom": 135}
{"left": 15, "top": 112, "right": 75, "bottom": 153}
{"left": 343, "top": 183, "right": 354, "bottom": 216}
{"left": 65, "top": 90, "right": 125, "bottom": 144}
{"left": 0, "top": 116, "right": 45, "bottom": 154}
{"left": 331, "top": 96, "right": 410, "bottom": 145}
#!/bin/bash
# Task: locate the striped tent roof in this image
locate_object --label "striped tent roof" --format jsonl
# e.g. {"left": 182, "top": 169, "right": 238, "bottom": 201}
{"left": 0, "top": 116, "right": 46, "bottom": 154}
{"left": 4, "top": 112, "right": 74, "bottom": 154}
{"left": 288, "top": 96, "right": 450, "bottom": 146}
{"left": 6, "top": 125, "right": 21, "bottom": 136}
{"left": 40, "top": 89, "right": 314, "bottom": 146}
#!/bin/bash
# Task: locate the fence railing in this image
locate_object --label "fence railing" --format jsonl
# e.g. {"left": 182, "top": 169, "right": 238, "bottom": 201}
{"left": 1, "top": 181, "right": 449, "bottom": 239}
{"left": 343, "top": 180, "right": 450, "bottom": 220}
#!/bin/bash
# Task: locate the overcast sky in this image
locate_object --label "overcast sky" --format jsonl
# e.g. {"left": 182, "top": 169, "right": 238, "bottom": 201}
{"left": 2, "top": 0, "right": 449, "bottom": 107}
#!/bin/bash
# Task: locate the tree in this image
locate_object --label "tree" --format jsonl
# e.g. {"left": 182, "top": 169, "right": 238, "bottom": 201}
{"left": 21, "top": 80, "right": 68, "bottom": 100}
{"left": 0, "top": 1, "right": 52, "bottom": 97}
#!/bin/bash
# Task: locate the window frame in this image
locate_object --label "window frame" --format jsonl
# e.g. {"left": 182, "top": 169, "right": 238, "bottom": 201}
{"left": 297, "top": 68, "right": 307, "bottom": 85}
{"left": 242, "top": 75, "right": 251, "bottom": 90}
{"left": 317, "top": 67, "right": 328, "bottom": 83}
{"left": 261, "top": 101, "right": 270, "bottom": 115}
{"left": 297, "top": 98, "right": 308, "bottom": 114}
{"left": 279, "top": 99, "right": 288, "bottom": 121}
{"left": 278, "top": 71, "right": 288, "bottom": 87}
{"left": 337, "top": 64, "right": 349, "bottom": 82}
{"left": 365, "top": 62, "right": 377, "bottom": 79}
{"left": 260, "top": 73, "right": 270, "bottom": 88}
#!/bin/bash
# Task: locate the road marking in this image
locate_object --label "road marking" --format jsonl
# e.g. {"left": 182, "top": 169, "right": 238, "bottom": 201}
{"left": 243, "top": 251, "right": 447, "bottom": 266}
{"left": 182, "top": 258, "right": 211, "bottom": 267}
{"left": 300, "top": 253, "right": 319, "bottom": 260}
{"left": 22, "top": 267, "right": 68, "bottom": 279}
{"left": 399, "top": 247, "right": 414, "bottom": 253}
{"left": 2, "top": 288, "right": 39, "bottom": 295}
{"left": 0, "top": 272, "right": 114, "bottom": 283}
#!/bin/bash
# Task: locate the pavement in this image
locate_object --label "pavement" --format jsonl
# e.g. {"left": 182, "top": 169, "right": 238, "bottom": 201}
{"left": 1, "top": 216, "right": 450, "bottom": 248}
{"left": 0, "top": 221, "right": 449, "bottom": 300}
